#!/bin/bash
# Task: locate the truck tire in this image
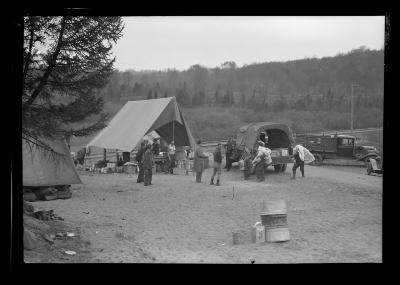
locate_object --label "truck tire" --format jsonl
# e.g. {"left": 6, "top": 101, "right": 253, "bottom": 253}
{"left": 274, "top": 164, "right": 283, "bottom": 172}
{"left": 280, "top": 164, "right": 287, "bottom": 172}
{"left": 311, "top": 154, "right": 323, "bottom": 166}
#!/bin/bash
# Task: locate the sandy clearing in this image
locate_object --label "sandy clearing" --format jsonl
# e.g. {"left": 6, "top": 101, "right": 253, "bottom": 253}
{"left": 29, "top": 163, "right": 382, "bottom": 263}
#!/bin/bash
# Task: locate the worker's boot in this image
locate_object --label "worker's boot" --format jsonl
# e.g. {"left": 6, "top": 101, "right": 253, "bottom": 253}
{"left": 291, "top": 170, "right": 296, "bottom": 180}
{"left": 216, "top": 180, "right": 220, "bottom": 186}
{"left": 210, "top": 178, "right": 214, "bottom": 185}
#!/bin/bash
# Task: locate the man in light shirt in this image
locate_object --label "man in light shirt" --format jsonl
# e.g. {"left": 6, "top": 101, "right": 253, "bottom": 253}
{"left": 291, "top": 144, "right": 314, "bottom": 179}
{"left": 252, "top": 141, "right": 272, "bottom": 182}
{"left": 210, "top": 143, "right": 223, "bottom": 186}
{"left": 167, "top": 140, "right": 176, "bottom": 174}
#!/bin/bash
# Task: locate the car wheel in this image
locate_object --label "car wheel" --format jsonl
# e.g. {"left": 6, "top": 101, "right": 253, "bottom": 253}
{"left": 281, "top": 164, "right": 287, "bottom": 172}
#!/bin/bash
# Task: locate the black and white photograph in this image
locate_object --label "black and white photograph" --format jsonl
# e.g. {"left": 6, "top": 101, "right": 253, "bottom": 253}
{"left": 16, "top": 14, "right": 385, "bottom": 264}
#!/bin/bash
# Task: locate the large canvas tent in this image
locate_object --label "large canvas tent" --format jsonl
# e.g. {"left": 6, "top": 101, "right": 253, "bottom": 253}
{"left": 23, "top": 138, "right": 82, "bottom": 187}
{"left": 86, "top": 97, "right": 197, "bottom": 152}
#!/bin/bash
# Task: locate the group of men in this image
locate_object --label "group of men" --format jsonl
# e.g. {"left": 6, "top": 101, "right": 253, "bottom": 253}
{"left": 242, "top": 132, "right": 313, "bottom": 182}
{"left": 135, "top": 133, "right": 313, "bottom": 187}
{"left": 136, "top": 139, "right": 176, "bottom": 186}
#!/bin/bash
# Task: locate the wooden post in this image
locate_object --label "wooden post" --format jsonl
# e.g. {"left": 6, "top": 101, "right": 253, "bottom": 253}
{"left": 172, "top": 120, "right": 175, "bottom": 143}
{"left": 351, "top": 83, "right": 354, "bottom": 133}
{"left": 115, "top": 149, "right": 119, "bottom": 170}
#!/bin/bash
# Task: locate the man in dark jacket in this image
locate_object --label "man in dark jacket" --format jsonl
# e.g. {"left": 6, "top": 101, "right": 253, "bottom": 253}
{"left": 143, "top": 143, "right": 154, "bottom": 186}
{"left": 224, "top": 137, "right": 234, "bottom": 171}
{"left": 76, "top": 147, "right": 86, "bottom": 165}
{"left": 136, "top": 142, "right": 146, "bottom": 183}
{"left": 242, "top": 147, "right": 256, "bottom": 180}
{"left": 210, "top": 143, "right": 223, "bottom": 186}
{"left": 152, "top": 138, "right": 160, "bottom": 155}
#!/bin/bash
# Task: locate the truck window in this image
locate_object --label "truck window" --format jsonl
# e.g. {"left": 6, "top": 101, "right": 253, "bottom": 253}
{"left": 340, "top": 138, "right": 354, "bottom": 146}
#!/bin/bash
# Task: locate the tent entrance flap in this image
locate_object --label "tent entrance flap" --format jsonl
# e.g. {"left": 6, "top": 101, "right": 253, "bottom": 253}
{"left": 155, "top": 121, "right": 191, "bottom": 147}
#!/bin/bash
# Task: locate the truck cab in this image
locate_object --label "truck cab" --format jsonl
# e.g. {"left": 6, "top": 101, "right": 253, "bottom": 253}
{"left": 337, "top": 135, "right": 355, "bottom": 157}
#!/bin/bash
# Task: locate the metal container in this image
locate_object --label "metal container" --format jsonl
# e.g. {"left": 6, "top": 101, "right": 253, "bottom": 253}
{"left": 261, "top": 214, "right": 288, "bottom": 228}
{"left": 232, "top": 231, "right": 247, "bottom": 245}
{"left": 260, "top": 200, "right": 290, "bottom": 242}
{"left": 261, "top": 200, "right": 287, "bottom": 215}
{"left": 265, "top": 227, "right": 290, "bottom": 242}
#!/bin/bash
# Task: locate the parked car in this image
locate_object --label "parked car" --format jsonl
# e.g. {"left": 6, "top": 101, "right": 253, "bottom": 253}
{"left": 230, "top": 122, "right": 295, "bottom": 173}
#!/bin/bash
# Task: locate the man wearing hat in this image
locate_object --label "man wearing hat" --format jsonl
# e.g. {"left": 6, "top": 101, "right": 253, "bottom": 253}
{"left": 136, "top": 141, "right": 146, "bottom": 183}
{"left": 210, "top": 143, "right": 223, "bottom": 186}
{"left": 259, "top": 131, "right": 269, "bottom": 148}
{"left": 252, "top": 141, "right": 272, "bottom": 182}
{"left": 152, "top": 138, "right": 160, "bottom": 156}
{"left": 193, "top": 139, "right": 209, "bottom": 183}
{"left": 167, "top": 140, "right": 176, "bottom": 174}
{"left": 143, "top": 142, "right": 154, "bottom": 186}
{"left": 224, "top": 137, "right": 235, "bottom": 171}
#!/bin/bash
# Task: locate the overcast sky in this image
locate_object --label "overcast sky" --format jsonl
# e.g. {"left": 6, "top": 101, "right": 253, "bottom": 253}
{"left": 112, "top": 16, "right": 385, "bottom": 71}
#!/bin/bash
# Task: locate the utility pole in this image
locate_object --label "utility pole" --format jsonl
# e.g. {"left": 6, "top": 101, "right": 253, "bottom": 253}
{"left": 350, "top": 83, "right": 354, "bottom": 133}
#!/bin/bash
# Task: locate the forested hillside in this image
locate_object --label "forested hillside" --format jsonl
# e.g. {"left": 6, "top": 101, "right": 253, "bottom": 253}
{"left": 94, "top": 46, "right": 384, "bottom": 141}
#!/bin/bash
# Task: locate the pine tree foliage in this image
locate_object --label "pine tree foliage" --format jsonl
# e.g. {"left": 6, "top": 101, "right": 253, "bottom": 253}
{"left": 22, "top": 16, "right": 124, "bottom": 149}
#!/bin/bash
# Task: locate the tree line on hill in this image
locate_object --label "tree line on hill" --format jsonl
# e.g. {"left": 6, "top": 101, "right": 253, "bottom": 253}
{"left": 99, "top": 46, "right": 384, "bottom": 113}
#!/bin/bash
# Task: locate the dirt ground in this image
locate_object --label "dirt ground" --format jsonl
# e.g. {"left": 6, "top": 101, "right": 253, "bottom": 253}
{"left": 25, "top": 161, "right": 382, "bottom": 263}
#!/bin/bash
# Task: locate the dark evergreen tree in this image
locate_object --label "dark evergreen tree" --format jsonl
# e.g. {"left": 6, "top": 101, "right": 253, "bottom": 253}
{"left": 132, "top": 82, "right": 142, "bottom": 97}
{"left": 22, "top": 16, "right": 124, "bottom": 149}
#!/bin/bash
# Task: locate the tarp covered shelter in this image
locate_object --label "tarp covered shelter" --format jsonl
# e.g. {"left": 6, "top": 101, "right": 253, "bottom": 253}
{"left": 236, "top": 122, "right": 295, "bottom": 150}
{"left": 23, "top": 138, "right": 82, "bottom": 187}
{"left": 86, "top": 97, "right": 197, "bottom": 152}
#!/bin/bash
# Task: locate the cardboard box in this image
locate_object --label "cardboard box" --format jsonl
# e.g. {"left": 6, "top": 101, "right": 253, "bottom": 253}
{"left": 251, "top": 222, "right": 266, "bottom": 243}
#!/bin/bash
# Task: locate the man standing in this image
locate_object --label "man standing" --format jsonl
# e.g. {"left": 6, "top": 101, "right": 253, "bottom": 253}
{"left": 143, "top": 143, "right": 154, "bottom": 186}
{"left": 193, "top": 139, "right": 209, "bottom": 183}
{"left": 210, "top": 143, "right": 223, "bottom": 186}
{"left": 224, "top": 137, "right": 234, "bottom": 171}
{"left": 167, "top": 140, "right": 176, "bottom": 174}
{"left": 259, "top": 132, "right": 268, "bottom": 146}
{"left": 76, "top": 147, "right": 86, "bottom": 165}
{"left": 252, "top": 141, "right": 272, "bottom": 182}
{"left": 136, "top": 141, "right": 146, "bottom": 183}
{"left": 242, "top": 146, "right": 253, "bottom": 180}
{"left": 152, "top": 138, "right": 160, "bottom": 155}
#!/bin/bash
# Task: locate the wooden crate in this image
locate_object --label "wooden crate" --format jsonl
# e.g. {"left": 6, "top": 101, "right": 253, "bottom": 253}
{"left": 173, "top": 168, "right": 188, "bottom": 175}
